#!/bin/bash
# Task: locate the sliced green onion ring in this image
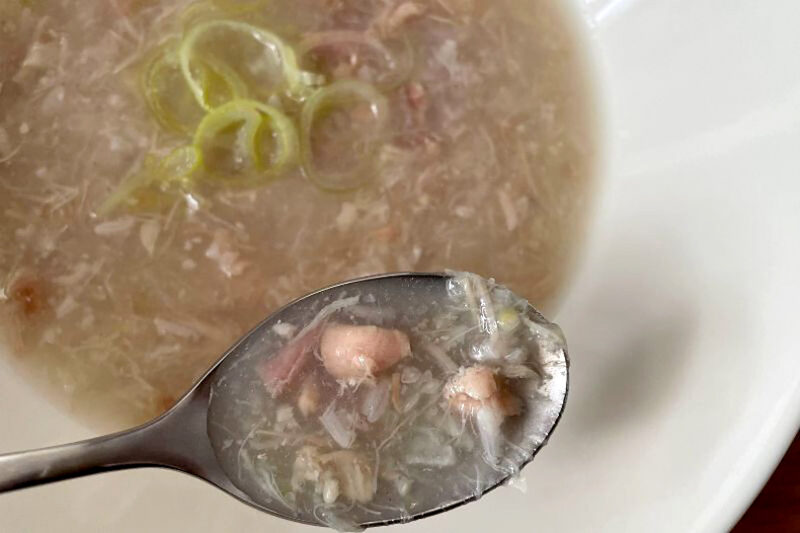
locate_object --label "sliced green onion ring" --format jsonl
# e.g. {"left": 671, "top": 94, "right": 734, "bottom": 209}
{"left": 300, "top": 80, "right": 389, "bottom": 191}
{"left": 142, "top": 42, "right": 207, "bottom": 135}
{"left": 211, "top": 0, "right": 270, "bottom": 14}
{"left": 193, "top": 99, "right": 298, "bottom": 186}
{"left": 180, "top": 20, "right": 305, "bottom": 109}
{"left": 179, "top": 1, "right": 222, "bottom": 29}
{"left": 161, "top": 145, "right": 203, "bottom": 183}
{"left": 98, "top": 146, "right": 201, "bottom": 215}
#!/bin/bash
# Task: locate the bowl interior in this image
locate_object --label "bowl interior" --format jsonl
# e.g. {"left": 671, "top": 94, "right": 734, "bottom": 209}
{"left": 3, "top": 1, "right": 800, "bottom": 532}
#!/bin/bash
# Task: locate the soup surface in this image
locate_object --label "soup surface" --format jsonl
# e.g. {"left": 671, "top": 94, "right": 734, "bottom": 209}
{"left": 0, "top": 0, "right": 594, "bottom": 428}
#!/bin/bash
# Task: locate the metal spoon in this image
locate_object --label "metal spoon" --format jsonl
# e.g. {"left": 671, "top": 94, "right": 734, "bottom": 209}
{"left": 0, "top": 272, "right": 568, "bottom": 529}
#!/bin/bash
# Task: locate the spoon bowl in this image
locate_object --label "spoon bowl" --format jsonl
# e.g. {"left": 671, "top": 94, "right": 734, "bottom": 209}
{"left": 0, "top": 272, "right": 569, "bottom": 530}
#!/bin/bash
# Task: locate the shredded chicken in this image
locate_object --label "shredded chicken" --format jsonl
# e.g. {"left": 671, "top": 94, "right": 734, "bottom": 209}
{"left": 297, "top": 375, "right": 321, "bottom": 417}
{"left": 291, "top": 446, "right": 376, "bottom": 504}
{"left": 375, "top": 2, "right": 425, "bottom": 36}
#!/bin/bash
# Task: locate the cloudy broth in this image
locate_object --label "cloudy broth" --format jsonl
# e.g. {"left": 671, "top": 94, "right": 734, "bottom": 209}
{"left": 0, "top": 0, "right": 595, "bottom": 429}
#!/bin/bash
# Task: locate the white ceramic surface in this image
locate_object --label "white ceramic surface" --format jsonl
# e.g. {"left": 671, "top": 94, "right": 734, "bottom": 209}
{"left": 3, "top": 0, "right": 800, "bottom": 531}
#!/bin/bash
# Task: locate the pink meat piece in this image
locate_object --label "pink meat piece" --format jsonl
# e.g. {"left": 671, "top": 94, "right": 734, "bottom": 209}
{"left": 258, "top": 325, "right": 322, "bottom": 397}
{"left": 444, "top": 365, "right": 521, "bottom": 417}
{"left": 320, "top": 323, "right": 411, "bottom": 381}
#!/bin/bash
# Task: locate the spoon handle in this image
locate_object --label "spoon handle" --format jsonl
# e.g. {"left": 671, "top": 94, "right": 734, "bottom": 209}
{"left": 0, "top": 421, "right": 166, "bottom": 493}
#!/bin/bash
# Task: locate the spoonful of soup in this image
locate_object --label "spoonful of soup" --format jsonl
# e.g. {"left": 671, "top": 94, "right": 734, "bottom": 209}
{"left": 0, "top": 272, "right": 568, "bottom": 531}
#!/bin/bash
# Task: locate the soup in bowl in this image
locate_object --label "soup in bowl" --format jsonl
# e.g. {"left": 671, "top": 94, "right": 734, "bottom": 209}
{"left": 0, "top": 0, "right": 597, "bottom": 431}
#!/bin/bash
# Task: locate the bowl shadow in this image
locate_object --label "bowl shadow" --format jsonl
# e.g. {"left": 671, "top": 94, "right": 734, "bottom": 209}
{"left": 560, "top": 234, "right": 699, "bottom": 433}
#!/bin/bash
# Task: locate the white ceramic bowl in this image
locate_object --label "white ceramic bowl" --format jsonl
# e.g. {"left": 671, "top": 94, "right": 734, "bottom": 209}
{"left": 3, "top": 0, "right": 800, "bottom": 531}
